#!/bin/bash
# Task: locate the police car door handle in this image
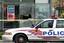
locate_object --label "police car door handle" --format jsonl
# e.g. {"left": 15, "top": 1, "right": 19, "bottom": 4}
{"left": 49, "top": 30, "right": 53, "bottom": 31}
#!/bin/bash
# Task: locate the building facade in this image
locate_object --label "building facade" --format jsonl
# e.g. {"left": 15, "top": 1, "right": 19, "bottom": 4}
{"left": 51, "top": 0, "right": 64, "bottom": 18}
{"left": 0, "top": 0, "right": 61, "bottom": 30}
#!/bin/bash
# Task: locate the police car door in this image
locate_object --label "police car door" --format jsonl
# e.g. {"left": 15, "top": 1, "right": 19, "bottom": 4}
{"left": 56, "top": 20, "right": 64, "bottom": 39}
{"left": 35, "top": 20, "right": 55, "bottom": 40}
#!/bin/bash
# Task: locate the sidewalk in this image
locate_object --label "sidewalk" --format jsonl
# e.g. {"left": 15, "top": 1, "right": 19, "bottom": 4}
{"left": 0, "top": 40, "right": 3, "bottom": 41}
{"left": 0, "top": 40, "right": 14, "bottom": 43}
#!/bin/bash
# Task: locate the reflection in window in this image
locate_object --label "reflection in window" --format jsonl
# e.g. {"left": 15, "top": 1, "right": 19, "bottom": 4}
{"left": 4, "top": 21, "right": 19, "bottom": 29}
{"left": 19, "top": 3, "right": 34, "bottom": 19}
{"left": 3, "top": 4, "right": 19, "bottom": 19}
{"left": 19, "top": 19, "right": 42, "bottom": 27}
{"left": 20, "top": 20, "right": 33, "bottom": 27}
{"left": 36, "top": 20, "right": 54, "bottom": 28}
{"left": 56, "top": 20, "right": 64, "bottom": 28}
{"left": 35, "top": 4, "right": 50, "bottom": 19}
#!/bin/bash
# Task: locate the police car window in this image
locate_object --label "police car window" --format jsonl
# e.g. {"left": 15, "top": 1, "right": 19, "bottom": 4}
{"left": 56, "top": 20, "right": 64, "bottom": 28}
{"left": 37, "top": 20, "right": 54, "bottom": 28}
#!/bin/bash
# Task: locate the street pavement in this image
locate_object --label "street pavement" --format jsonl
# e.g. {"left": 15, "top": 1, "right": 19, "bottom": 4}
{"left": 0, "top": 40, "right": 64, "bottom": 43}
{"left": 0, "top": 41, "right": 64, "bottom": 43}
{"left": 1, "top": 39, "right": 64, "bottom": 43}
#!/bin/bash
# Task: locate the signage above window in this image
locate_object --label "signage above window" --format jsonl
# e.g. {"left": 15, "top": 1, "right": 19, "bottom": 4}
{"left": 3, "top": 0, "right": 19, "bottom": 3}
{"left": 35, "top": 0, "right": 48, "bottom": 3}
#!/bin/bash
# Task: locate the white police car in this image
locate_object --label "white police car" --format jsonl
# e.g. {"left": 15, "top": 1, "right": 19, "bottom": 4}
{"left": 2, "top": 19, "right": 64, "bottom": 43}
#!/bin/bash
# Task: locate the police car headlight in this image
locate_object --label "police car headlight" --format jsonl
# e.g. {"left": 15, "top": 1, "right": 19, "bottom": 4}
{"left": 4, "top": 32, "right": 12, "bottom": 35}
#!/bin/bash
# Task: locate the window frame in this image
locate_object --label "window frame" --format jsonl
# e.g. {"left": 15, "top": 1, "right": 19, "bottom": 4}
{"left": 56, "top": 20, "right": 64, "bottom": 28}
{"left": 35, "top": 20, "right": 54, "bottom": 28}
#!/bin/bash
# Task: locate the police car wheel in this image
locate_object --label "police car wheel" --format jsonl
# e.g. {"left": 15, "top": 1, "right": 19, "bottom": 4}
{"left": 14, "top": 35, "right": 27, "bottom": 43}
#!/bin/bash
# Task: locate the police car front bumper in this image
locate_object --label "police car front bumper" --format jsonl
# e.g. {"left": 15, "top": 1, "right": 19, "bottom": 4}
{"left": 2, "top": 35, "right": 13, "bottom": 41}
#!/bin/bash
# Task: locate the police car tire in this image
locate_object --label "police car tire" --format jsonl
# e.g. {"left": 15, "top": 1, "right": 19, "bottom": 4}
{"left": 14, "top": 34, "right": 27, "bottom": 43}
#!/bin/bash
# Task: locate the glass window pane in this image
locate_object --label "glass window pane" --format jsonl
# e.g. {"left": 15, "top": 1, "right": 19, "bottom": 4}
{"left": 3, "top": 4, "right": 19, "bottom": 20}
{"left": 37, "top": 20, "right": 54, "bottom": 28}
{"left": 19, "top": 19, "right": 42, "bottom": 27}
{"left": 41, "top": 20, "right": 53, "bottom": 28}
{"left": 19, "top": 3, "right": 34, "bottom": 19}
{"left": 4, "top": 21, "right": 19, "bottom": 29}
{"left": 20, "top": 20, "right": 32, "bottom": 27}
{"left": 35, "top": 3, "right": 50, "bottom": 19}
{"left": 56, "top": 20, "right": 64, "bottom": 28}
{"left": 7, "top": 5, "right": 15, "bottom": 20}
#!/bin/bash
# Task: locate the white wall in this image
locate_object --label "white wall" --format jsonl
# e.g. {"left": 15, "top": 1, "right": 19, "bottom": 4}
{"left": 35, "top": 0, "right": 48, "bottom": 3}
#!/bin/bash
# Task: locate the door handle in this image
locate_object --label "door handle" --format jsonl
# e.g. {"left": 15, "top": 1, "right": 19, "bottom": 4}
{"left": 49, "top": 30, "right": 53, "bottom": 31}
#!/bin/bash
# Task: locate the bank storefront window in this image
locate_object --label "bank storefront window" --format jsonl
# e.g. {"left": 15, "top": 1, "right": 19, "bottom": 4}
{"left": 19, "top": 3, "right": 34, "bottom": 19}
{"left": 19, "top": 19, "right": 42, "bottom": 28}
{"left": 35, "top": 3, "right": 50, "bottom": 19}
{"left": 4, "top": 21, "right": 19, "bottom": 30}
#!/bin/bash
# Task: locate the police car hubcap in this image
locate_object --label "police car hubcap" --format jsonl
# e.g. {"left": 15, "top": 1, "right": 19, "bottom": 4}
{"left": 19, "top": 37, "right": 24, "bottom": 42}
